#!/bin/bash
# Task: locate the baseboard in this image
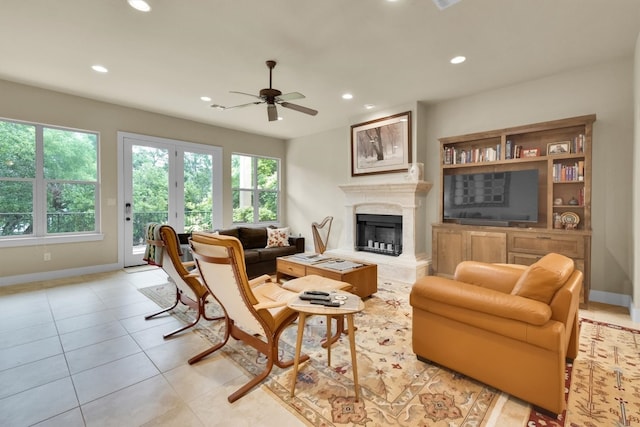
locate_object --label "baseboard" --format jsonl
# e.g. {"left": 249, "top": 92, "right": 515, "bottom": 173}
{"left": 0, "top": 263, "right": 121, "bottom": 287}
{"left": 589, "top": 289, "right": 632, "bottom": 310}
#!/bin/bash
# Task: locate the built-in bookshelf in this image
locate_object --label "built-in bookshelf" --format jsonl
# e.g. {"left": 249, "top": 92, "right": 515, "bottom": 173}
{"left": 434, "top": 115, "right": 596, "bottom": 305}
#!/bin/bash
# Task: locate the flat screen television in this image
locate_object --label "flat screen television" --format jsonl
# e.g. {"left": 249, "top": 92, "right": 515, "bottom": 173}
{"left": 443, "top": 169, "right": 539, "bottom": 226}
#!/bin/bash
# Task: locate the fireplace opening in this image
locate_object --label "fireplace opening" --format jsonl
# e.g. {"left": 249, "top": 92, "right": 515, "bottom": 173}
{"left": 355, "top": 214, "right": 402, "bottom": 256}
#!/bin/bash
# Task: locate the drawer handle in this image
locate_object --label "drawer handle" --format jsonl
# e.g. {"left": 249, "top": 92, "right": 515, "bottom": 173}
{"left": 536, "top": 236, "right": 551, "bottom": 240}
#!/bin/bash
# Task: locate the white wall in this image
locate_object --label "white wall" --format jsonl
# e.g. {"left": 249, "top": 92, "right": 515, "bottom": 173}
{"left": 286, "top": 102, "right": 423, "bottom": 252}
{"left": 633, "top": 33, "right": 640, "bottom": 319}
{"left": 286, "top": 58, "right": 635, "bottom": 299}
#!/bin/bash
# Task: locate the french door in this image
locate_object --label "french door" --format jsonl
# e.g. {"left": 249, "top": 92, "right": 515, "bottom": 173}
{"left": 119, "top": 132, "right": 222, "bottom": 266}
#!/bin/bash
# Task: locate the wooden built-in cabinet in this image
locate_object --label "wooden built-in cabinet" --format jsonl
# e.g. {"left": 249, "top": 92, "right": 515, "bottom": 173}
{"left": 433, "top": 115, "right": 595, "bottom": 305}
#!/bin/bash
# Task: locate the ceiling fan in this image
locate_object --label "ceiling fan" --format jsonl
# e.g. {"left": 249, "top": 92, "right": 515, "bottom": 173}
{"left": 212, "top": 60, "right": 318, "bottom": 122}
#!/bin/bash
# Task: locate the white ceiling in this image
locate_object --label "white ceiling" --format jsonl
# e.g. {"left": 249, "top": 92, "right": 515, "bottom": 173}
{"left": 1, "top": 0, "right": 639, "bottom": 140}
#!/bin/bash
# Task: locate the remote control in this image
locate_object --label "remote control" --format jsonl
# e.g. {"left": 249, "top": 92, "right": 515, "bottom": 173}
{"left": 299, "top": 294, "right": 331, "bottom": 302}
{"left": 310, "top": 300, "right": 342, "bottom": 307}
{"left": 303, "top": 290, "right": 330, "bottom": 296}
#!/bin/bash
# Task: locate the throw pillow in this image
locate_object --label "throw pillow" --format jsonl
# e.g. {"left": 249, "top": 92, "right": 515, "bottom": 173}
{"left": 266, "top": 227, "right": 290, "bottom": 248}
{"left": 510, "top": 253, "right": 574, "bottom": 304}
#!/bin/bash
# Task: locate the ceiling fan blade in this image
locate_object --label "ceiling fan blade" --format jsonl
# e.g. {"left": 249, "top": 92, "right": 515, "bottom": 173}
{"left": 280, "top": 102, "right": 318, "bottom": 116}
{"left": 276, "top": 92, "right": 305, "bottom": 102}
{"left": 213, "top": 101, "right": 263, "bottom": 110}
{"left": 267, "top": 104, "right": 278, "bottom": 121}
{"left": 230, "top": 90, "right": 263, "bottom": 100}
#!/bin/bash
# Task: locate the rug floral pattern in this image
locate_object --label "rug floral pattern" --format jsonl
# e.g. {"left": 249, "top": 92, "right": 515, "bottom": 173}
{"left": 140, "top": 281, "right": 502, "bottom": 426}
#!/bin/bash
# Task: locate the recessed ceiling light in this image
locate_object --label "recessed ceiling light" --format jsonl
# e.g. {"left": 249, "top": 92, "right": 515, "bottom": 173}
{"left": 91, "top": 65, "right": 108, "bottom": 73}
{"left": 342, "top": 93, "right": 353, "bottom": 100}
{"left": 450, "top": 56, "right": 466, "bottom": 64}
{"left": 277, "top": 117, "right": 283, "bottom": 121}
{"left": 128, "top": 0, "right": 151, "bottom": 12}
{"left": 364, "top": 104, "right": 375, "bottom": 110}
{"left": 200, "top": 96, "right": 212, "bottom": 102}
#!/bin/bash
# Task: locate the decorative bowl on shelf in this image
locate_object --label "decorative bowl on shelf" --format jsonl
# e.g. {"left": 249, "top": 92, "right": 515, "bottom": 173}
{"left": 560, "top": 212, "right": 580, "bottom": 230}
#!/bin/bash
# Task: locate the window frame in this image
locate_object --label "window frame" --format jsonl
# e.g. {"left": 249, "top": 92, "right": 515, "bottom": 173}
{"left": 231, "top": 153, "right": 281, "bottom": 225}
{"left": 0, "top": 117, "right": 102, "bottom": 248}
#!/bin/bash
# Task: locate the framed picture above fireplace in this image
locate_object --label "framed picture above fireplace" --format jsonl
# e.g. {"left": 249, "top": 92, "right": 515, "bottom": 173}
{"left": 351, "top": 111, "right": 412, "bottom": 176}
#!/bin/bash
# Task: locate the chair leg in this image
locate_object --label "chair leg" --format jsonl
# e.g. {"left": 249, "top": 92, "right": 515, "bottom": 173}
{"left": 228, "top": 358, "right": 275, "bottom": 403}
{"left": 144, "top": 286, "right": 180, "bottom": 320}
{"left": 200, "top": 296, "right": 224, "bottom": 322}
{"left": 321, "top": 315, "right": 346, "bottom": 349}
{"left": 188, "top": 317, "right": 231, "bottom": 364}
{"left": 162, "top": 313, "right": 201, "bottom": 339}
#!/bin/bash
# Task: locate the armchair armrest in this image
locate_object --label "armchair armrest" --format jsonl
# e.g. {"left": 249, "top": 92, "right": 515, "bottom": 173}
{"left": 249, "top": 274, "right": 273, "bottom": 288}
{"left": 288, "top": 236, "right": 305, "bottom": 253}
{"left": 254, "top": 300, "right": 287, "bottom": 310}
{"left": 411, "top": 276, "right": 552, "bottom": 326}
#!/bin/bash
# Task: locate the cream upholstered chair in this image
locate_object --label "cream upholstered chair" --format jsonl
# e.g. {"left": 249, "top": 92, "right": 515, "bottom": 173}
{"left": 143, "top": 224, "right": 222, "bottom": 338}
{"left": 188, "top": 231, "right": 308, "bottom": 402}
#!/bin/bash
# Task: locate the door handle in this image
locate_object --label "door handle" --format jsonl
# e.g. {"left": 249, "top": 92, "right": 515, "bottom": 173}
{"left": 125, "top": 202, "right": 131, "bottom": 221}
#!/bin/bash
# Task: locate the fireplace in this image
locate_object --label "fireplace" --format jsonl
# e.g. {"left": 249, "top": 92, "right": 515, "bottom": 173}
{"left": 325, "top": 181, "right": 432, "bottom": 284}
{"left": 356, "top": 214, "right": 402, "bottom": 256}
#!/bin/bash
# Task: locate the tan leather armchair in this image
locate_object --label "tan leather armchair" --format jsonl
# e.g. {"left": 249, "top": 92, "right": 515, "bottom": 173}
{"left": 410, "top": 253, "right": 582, "bottom": 415}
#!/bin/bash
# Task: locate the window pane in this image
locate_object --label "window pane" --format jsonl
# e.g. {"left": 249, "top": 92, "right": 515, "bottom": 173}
{"left": 258, "top": 191, "right": 278, "bottom": 222}
{"left": 132, "top": 146, "right": 169, "bottom": 247}
{"left": 43, "top": 128, "right": 97, "bottom": 180}
{"left": 233, "top": 189, "right": 254, "bottom": 223}
{"left": 257, "top": 158, "right": 278, "bottom": 190}
{"left": 47, "top": 182, "right": 95, "bottom": 233}
{"left": 184, "top": 151, "right": 213, "bottom": 232}
{"left": 0, "top": 180, "right": 33, "bottom": 235}
{"left": 0, "top": 121, "right": 36, "bottom": 178}
{"left": 232, "top": 154, "right": 253, "bottom": 189}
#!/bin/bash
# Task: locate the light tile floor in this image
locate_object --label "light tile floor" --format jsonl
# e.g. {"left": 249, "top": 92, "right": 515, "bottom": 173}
{"left": 0, "top": 268, "right": 636, "bottom": 426}
{"left": 0, "top": 268, "right": 305, "bottom": 427}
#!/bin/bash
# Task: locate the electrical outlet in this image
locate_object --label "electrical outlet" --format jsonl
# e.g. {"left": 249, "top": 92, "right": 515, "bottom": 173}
{"left": 44, "top": 252, "right": 51, "bottom": 261}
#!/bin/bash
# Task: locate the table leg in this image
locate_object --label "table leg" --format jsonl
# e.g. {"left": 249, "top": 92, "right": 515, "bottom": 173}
{"left": 290, "top": 312, "right": 307, "bottom": 397}
{"left": 326, "top": 315, "right": 332, "bottom": 366}
{"left": 346, "top": 313, "right": 360, "bottom": 401}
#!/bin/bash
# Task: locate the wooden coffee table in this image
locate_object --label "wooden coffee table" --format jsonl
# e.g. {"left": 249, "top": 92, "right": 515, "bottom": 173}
{"left": 276, "top": 255, "right": 377, "bottom": 297}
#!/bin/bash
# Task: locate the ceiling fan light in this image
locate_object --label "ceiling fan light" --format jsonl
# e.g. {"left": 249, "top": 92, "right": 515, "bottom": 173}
{"left": 128, "top": 0, "right": 151, "bottom": 12}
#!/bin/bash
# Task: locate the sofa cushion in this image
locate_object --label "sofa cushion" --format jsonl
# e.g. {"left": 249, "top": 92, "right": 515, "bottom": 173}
{"left": 243, "top": 249, "right": 260, "bottom": 264}
{"left": 510, "top": 253, "right": 574, "bottom": 304}
{"left": 266, "top": 227, "right": 290, "bottom": 248}
{"left": 238, "top": 227, "right": 267, "bottom": 249}
{"left": 256, "top": 246, "right": 298, "bottom": 262}
{"left": 217, "top": 228, "right": 240, "bottom": 240}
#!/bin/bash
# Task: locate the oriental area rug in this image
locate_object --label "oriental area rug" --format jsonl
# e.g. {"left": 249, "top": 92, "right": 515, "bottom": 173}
{"left": 139, "top": 281, "right": 640, "bottom": 427}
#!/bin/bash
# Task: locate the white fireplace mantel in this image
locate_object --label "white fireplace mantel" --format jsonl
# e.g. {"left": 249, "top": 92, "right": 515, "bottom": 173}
{"left": 326, "top": 180, "right": 432, "bottom": 284}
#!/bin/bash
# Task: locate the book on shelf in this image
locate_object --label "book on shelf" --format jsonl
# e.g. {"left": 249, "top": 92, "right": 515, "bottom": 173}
{"left": 553, "top": 162, "right": 583, "bottom": 182}
{"left": 505, "top": 140, "right": 512, "bottom": 159}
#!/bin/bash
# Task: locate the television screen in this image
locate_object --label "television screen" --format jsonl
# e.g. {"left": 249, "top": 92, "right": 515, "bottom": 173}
{"left": 443, "top": 169, "right": 539, "bottom": 226}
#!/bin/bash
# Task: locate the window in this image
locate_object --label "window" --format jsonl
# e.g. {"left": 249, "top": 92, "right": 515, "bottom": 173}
{"left": 0, "top": 118, "right": 99, "bottom": 242}
{"left": 231, "top": 154, "right": 279, "bottom": 224}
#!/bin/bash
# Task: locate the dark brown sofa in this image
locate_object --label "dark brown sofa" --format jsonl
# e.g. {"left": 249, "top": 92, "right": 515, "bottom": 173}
{"left": 216, "top": 226, "right": 304, "bottom": 278}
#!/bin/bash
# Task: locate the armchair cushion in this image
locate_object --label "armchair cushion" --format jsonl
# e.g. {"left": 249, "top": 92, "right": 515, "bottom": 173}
{"left": 511, "top": 253, "right": 574, "bottom": 304}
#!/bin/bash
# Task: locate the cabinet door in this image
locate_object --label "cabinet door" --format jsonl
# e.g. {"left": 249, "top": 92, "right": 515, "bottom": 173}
{"left": 466, "top": 231, "right": 507, "bottom": 263}
{"left": 433, "top": 227, "right": 464, "bottom": 277}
